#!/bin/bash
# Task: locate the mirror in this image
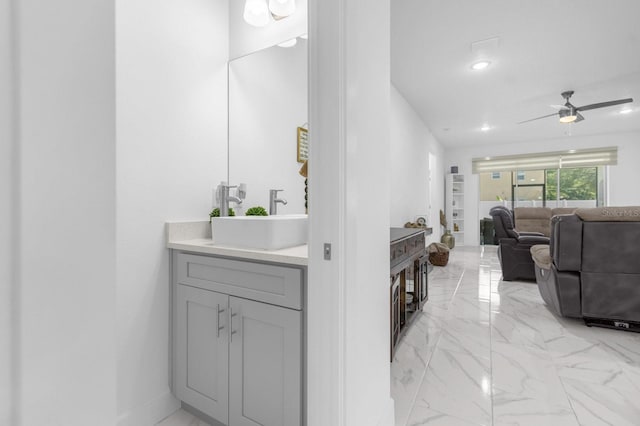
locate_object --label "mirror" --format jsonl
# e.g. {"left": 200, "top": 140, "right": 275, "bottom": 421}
{"left": 228, "top": 39, "right": 308, "bottom": 215}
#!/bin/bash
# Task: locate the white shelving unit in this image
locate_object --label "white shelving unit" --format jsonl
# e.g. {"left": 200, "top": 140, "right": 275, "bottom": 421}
{"left": 446, "top": 173, "right": 465, "bottom": 246}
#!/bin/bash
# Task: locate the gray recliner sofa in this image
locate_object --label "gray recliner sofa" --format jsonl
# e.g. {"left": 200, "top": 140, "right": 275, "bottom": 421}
{"left": 531, "top": 206, "right": 640, "bottom": 331}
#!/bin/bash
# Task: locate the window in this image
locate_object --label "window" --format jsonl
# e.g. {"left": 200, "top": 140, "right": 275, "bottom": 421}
{"left": 479, "top": 166, "right": 603, "bottom": 209}
{"left": 475, "top": 148, "right": 612, "bottom": 213}
{"left": 545, "top": 167, "right": 600, "bottom": 207}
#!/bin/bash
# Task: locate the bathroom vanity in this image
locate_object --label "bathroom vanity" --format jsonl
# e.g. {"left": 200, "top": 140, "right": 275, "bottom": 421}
{"left": 167, "top": 222, "right": 307, "bottom": 426}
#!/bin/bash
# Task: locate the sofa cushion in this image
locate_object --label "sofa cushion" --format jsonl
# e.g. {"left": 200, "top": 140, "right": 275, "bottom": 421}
{"left": 514, "top": 207, "right": 552, "bottom": 236}
{"left": 490, "top": 206, "right": 519, "bottom": 239}
{"left": 551, "top": 207, "right": 577, "bottom": 216}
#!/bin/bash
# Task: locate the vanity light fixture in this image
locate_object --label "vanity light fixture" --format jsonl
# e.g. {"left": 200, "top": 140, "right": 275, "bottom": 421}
{"left": 471, "top": 60, "right": 491, "bottom": 71}
{"left": 269, "top": 0, "right": 296, "bottom": 18}
{"left": 244, "top": 0, "right": 296, "bottom": 27}
{"left": 243, "top": 0, "right": 271, "bottom": 27}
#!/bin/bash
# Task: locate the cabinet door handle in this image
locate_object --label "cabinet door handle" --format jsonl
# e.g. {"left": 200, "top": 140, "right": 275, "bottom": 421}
{"left": 217, "top": 304, "right": 226, "bottom": 338}
{"left": 230, "top": 308, "right": 238, "bottom": 342}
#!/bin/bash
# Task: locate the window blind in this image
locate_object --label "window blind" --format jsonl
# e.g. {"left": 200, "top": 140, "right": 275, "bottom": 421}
{"left": 471, "top": 147, "right": 618, "bottom": 174}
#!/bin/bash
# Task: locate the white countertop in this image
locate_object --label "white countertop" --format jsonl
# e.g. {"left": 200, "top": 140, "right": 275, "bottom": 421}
{"left": 166, "top": 221, "right": 308, "bottom": 266}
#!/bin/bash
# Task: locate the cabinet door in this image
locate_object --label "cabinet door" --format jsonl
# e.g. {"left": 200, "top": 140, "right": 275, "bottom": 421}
{"left": 229, "top": 297, "right": 302, "bottom": 426}
{"left": 175, "top": 284, "right": 229, "bottom": 424}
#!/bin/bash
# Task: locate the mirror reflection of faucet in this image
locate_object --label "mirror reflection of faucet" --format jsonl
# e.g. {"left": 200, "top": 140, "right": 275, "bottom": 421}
{"left": 217, "top": 182, "right": 245, "bottom": 217}
{"left": 269, "top": 189, "right": 287, "bottom": 215}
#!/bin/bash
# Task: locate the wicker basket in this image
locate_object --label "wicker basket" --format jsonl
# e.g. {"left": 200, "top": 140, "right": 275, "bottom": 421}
{"left": 429, "top": 251, "right": 449, "bottom": 266}
{"left": 427, "top": 242, "right": 450, "bottom": 266}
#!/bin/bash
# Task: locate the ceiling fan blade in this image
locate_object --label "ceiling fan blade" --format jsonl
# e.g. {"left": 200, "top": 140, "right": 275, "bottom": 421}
{"left": 574, "top": 112, "right": 585, "bottom": 123}
{"left": 577, "top": 98, "right": 633, "bottom": 112}
{"left": 517, "top": 112, "right": 558, "bottom": 124}
{"left": 550, "top": 104, "right": 570, "bottom": 110}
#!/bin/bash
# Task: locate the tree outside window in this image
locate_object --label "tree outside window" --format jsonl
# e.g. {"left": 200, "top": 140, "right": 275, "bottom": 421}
{"left": 546, "top": 167, "right": 597, "bottom": 201}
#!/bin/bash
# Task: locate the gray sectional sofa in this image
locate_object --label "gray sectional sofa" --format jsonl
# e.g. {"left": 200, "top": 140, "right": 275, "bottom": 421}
{"left": 531, "top": 207, "right": 640, "bottom": 331}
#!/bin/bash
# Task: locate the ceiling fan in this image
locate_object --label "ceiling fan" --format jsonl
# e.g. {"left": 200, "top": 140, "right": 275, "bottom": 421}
{"left": 518, "top": 90, "right": 633, "bottom": 124}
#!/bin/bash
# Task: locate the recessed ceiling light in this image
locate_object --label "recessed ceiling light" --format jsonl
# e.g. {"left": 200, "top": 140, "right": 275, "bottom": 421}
{"left": 620, "top": 108, "right": 633, "bottom": 115}
{"left": 481, "top": 124, "right": 491, "bottom": 131}
{"left": 471, "top": 60, "right": 491, "bottom": 71}
{"left": 568, "top": 149, "right": 576, "bottom": 153}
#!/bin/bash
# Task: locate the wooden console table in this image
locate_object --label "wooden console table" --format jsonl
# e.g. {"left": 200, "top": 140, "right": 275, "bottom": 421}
{"left": 390, "top": 227, "right": 432, "bottom": 360}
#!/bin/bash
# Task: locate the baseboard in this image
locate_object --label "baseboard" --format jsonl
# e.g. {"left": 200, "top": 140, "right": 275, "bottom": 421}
{"left": 117, "top": 389, "right": 180, "bottom": 426}
{"left": 375, "top": 397, "right": 396, "bottom": 426}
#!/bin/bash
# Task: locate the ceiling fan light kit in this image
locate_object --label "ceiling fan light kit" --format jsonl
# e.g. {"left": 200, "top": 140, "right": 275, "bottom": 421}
{"left": 519, "top": 90, "right": 634, "bottom": 125}
{"left": 558, "top": 108, "right": 577, "bottom": 123}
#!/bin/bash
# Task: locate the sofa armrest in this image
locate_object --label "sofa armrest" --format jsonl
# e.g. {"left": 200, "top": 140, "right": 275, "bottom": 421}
{"left": 518, "top": 235, "right": 550, "bottom": 246}
{"left": 519, "top": 231, "right": 545, "bottom": 237}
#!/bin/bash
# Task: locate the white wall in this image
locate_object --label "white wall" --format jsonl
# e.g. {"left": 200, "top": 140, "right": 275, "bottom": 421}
{"left": 0, "top": 0, "right": 13, "bottom": 423}
{"left": 115, "top": 0, "right": 229, "bottom": 424}
{"left": 308, "top": 0, "right": 394, "bottom": 424}
{"left": 229, "top": 0, "right": 308, "bottom": 59}
{"left": 13, "top": 0, "right": 117, "bottom": 424}
{"left": 446, "top": 131, "right": 640, "bottom": 245}
{"left": 228, "top": 40, "right": 307, "bottom": 214}
{"left": 390, "top": 84, "right": 445, "bottom": 240}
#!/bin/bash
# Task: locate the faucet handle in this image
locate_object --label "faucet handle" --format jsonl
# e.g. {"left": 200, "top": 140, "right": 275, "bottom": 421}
{"left": 237, "top": 183, "right": 247, "bottom": 200}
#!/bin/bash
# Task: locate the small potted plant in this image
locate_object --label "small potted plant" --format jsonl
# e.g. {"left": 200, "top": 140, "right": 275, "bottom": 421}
{"left": 209, "top": 207, "right": 235, "bottom": 222}
{"left": 245, "top": 206, "right": 268, "bottom": 216}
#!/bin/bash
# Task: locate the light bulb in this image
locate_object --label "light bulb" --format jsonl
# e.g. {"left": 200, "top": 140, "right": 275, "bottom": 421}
{"left": 269, "top": 0, "right": 295, "bottom": 17}
{"left": 244, "top": 0, "right": 270, "bottom": 27}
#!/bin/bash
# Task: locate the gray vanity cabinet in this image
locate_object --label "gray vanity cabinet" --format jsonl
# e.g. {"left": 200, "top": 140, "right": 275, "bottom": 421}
{"left": 172, "top": 252, "right": 304, "bottom": 426}
{"left": 228, "top": 296, "right": 301, "bottom": 426}
{"left": 175, "top": 284, "right": 229, "bottom": 422}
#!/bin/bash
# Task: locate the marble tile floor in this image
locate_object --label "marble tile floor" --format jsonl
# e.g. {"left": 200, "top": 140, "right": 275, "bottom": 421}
{"left": 157, "top": 245, "right": 640, "bottom": 426}
{"left": 393, "top": 245, "right": 640, "bottom": 426}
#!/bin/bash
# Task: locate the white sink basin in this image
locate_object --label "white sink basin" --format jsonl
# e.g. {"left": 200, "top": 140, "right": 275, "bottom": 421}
{"left": 211, "top": 214, "right": 308, "bottom": 250}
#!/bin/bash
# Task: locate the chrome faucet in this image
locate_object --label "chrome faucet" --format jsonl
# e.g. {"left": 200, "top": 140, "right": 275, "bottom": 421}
{"left": 269, "top": 189, "right": 287, "bottom": 215}
{"left": 220, "top": 184, "right": 242, "bottom": 217}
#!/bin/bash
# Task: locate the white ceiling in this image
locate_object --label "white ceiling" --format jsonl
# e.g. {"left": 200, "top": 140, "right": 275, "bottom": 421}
{"left": 391, "top": 0, "right": 640, "bottom": 148}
